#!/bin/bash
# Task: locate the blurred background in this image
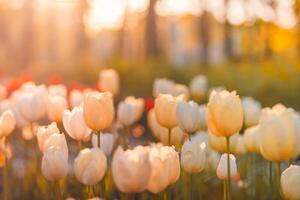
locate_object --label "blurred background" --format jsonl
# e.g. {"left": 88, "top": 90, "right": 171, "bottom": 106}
{"left": 0, "top": 0, "right": 300, "bottom": 108}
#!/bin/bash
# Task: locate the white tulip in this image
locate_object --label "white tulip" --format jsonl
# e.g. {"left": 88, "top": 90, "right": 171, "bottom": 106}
{"left": 176, "top": 101, "right": 201, "bottom": 133}
{"left": 241, "top": 97, "right": 261, "bottom": 127}
{"left": 37, "top": 122, "right": 60, "bottom": 152}
{"left": 92, "top": 133, "right": 114, "bottom": 156}
{"left": 189, "top": 75, "right": 207, "bottom": 100}
{"left": 216, "top": 153, "right": 237, "bottom": 180}
{"left": 74, "top": 148, "right": 107, "bottom": 186}
{"left": 243, "top": 126, "right": 260, "bottom": 154}
{"left": 98, "top": 69, "right": 120, "bottom": 96}
{"left": 117, "top": 96, "right": 144, "bottom": 126}
{"left": 63, "top": 106, "right": 91, "bottom": 141}
{"left": 153, "top": 78, "right": 176, "bottom": 97}
{"left": 69, "top": 90, "right": 84, "bottom": 108}
{"left": 43, "top": 133, "right": 68, "bottom": 158}
{"left": 112, "top": 146, "right": 151, "bottom": 193}
{"left": 281, "top": 165, "right": 300, "bottom": 200}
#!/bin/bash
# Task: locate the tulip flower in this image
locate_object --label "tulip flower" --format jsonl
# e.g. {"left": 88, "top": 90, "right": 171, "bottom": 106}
{"left": 73, "top": 148, "right": 107, "bottom": 186}
{"left": 63, "top": 106, "right": 91, "bottom": 142}
{"left": 243, "top": 126, "right": 260, "bottom": 154}
{"left": 259, "top": 104, "right": 300, "bottom": 162}
{"left": 112, "top": 146, "right": 151, "bottom": 193}
{"left": 37, "top": 122, "right": 59, "bottom": 152}
{"left": 189, "top": 75, "right": 207, "bottom": 101}
{"left": 281, "top": 165, "right": 300, "bottom": 200}
{"left": 147, "top": 144, "right": 180, "bottom": 194}
{"left": 181, "top": 137, "right": 207, "bottom": 174}
{"left": 83, "top": 91, "right": 114, "bottom": 148}
{"left": 216, "top": 153, "right": 237, "bottom": 180}
{"left": 47, "top": 95, "right": 68, "bottom": 123}
{"left": 69, "top": 90, "right": 84, "bottom": 108}
{"left": 48, "top": 84, "right": 67, "bottom": 98}
{"left": 98, "top": 69, "right": 120, "bottom": 97}
{"left": 91, "top": 133, "right": 114, "bottom": 156}
{"left": 0, "top": 110, "right": 16, "bottom": 138}
{"left": 41, "top": 146, "right": 68, "bottom": 191}
{"left": 43, "top": 133, "right": 68, "bottom": 158}
{"left": 241, "top": 97, "right": 261, "bottom": 127}
{"left": 153, "top": 78, "right": 176, "bottom": 97}
{"left": 117, "top": 96, "right": 144, "bottom": 127}
{"left": 174, "top": 84, "right": 190, "bottom": 100}
{"left": 176, "top": 101, "right": 201, "bottom": 134}
{"left": 154, "top": 94, "right": 184, "bottom": 145}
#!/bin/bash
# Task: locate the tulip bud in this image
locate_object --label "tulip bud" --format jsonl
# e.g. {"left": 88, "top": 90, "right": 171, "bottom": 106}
{"left": 47, "top": 95, "right": 68, "bottom": 123}
{"left": 207, "top": 90, "right": 243, "bottom": 137}
{"left": 281, "top": 165, "right": 300, "bottom": 200}
{"left": 91, "top": 133, "right": 114, "bottom": 156}
{"left": 74, "top": 148, "right": 107, "bottom": 186}
{"left": 189, "top": 75, "right": 207, "bottom": 100}
{"left": 41, "top": 146, "right": 68, "bottom": 181}
{"left": 48, "top": 84, "right": 67, "bottom": 98}
{"left": 259, "top": 104, "right": 300, "bottom": 162}
{"left": 63, "top": 106, "right": 91, "bottom": 141}
{"left": 241, "top": 97, "right": 261, "bottom": 127}
{"left": 37, "top": 122, "right": 59, "bottom": 152}
{"left": 147, "top": 144, "right": 180, "bottom": 194}
{"left": 176, "top": 101, "right": 201, "bottom": 133}
{"left": 83, "top": 92, "right": 114, "bottom": 132}
{"left": 112, "top": 146, "right": 151, "bottom": 193}
{"left": 154, "top": 94, "right": 183, "bottom": 129}
{"left": 117, "top": 96, "right": 144, "bottom": 126}
{"left": 208, "top": 132, "right": 238, "bottom": 153}
{"left": 98, "top": 69, "right": 120, "bottom": 97}
{"left": 0, "top": 110, "right": 16, "bottom": 138}
{"left": 243, "top": 126, "right": 260, "bottom": 154}
{"left": 153, "top": 78, "right": 176, "bottom": 97}
{"left": 216, "top": 153, "right": 237, "bottom": 180}
{"left": 43, "top": 133, "right": 68, "bottom": 158}
{"left": 69, "top": 90, "right": 84, "bottom": 108}
{"left": 181, "top": 137, "right": 206, "bottom": 174}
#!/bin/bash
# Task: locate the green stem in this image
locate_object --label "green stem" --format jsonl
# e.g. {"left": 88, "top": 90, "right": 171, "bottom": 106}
{"left": 269, "top": 161, "right": 273, "bottom": 187}
{"left": 168, "top": 128, "right": 172, "bottom": 146}
{"left": 223, "top": 180, "right": 227, "bottom": 200}
{"left": 78, "top": 141, "right": 83, "bottom": 150}
{"left": 277, "top": 162, "right": 281, "bottom": 198}
{"left": 55, "top": 181, "right": 62, "bottom": 200}
{"left": 190, "top": 175, "right": 193, "bottom": 200}
{"left": 226, "top": 136, "right": 231, "bottom": 200}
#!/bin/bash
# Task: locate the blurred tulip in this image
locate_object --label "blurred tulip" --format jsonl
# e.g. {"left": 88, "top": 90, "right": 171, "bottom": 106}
{"left": 147, "top": 144, "right": 180, "bottom": 193}
{"left": 18, "top": 85, "right": 47, "bottom": 122}
{"left": 189, "top": 75, "right": 207, "bottom": 100}
{"left": 243, "top": 126, "right": 260, "bottom": 154}
{"left": 181, "top": 137, "right": 206, "bottom": 174}
{"left": 47, "top": 95, "right": 68, "bottom": 123}
{"left": 83, "top": 92, "right": 114, "bottom": 132}
{"left": 48, "top": 84, "right": 67, "bottom": 98}
{"left": 154, "top": 94, "right": 183, "bottom": 129}
{"left": 43, "top": 133, "right": 68, "bottom": 158}
{"left": 41, "top": 146, "right": 68, "bottom": 181}
{"left": 37, "top": 122, "right": 59, "bottom": 152}
{"left": 0, "top": 85, "right": 7, "bottom": 101}
{"left": 63, "top": 106, "right": 91, "bottom": 141}
{"left": 0, "top": 110, "right": 15, "bottom": 138}
{"left": 91, "top": 133, "right": 114, "bottom": 156}
{"left": 176, "top": 101, "right": 201, "bottom": 134}
{"left": 112, "top": 146, "right": 151, "bottom": 193}
{"left": 207, "top": 90, "right": 243, "bottom": 137}
{"left": 216, "top": 153, "right": 237, "bottom": 180}
{"left": 69, "top": 89, "right": 84, "bottom": 108}
{"left": 73, "top": 148, "right": 107, "bottom": 186}
{"left": 117, "top": 96, "right": 144, "bottom": 126}
{"left": 241, "top": 97, "right": 261, "bottom": 127}
{"left": 259, "top": 104, "right": 300, "bottom": 162}
{"left": 208, "top": 132, "right": 238, "bottom": 153}
{"left": 281, "top": 165, "right": 300, "bottom": 200}
{"left": 98, "top": 69, "right": 120, "bottom": 96}
{"left": 153, "top": 78, "right": 176, "bottom": 97}
{"left": 233, "top": 135, "right": 247, "bottom": 156}
{"left": 174, "top": 84, "right": 190, "bottom": 100}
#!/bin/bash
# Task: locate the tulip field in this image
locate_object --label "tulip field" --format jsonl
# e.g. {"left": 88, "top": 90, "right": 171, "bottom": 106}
{"left": 0, "top": 67, "right": 299, "bottom": 200}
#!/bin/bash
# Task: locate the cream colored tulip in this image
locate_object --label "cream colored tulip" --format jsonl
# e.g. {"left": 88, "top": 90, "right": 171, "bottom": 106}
{"left": 112, "top": 146, "right": 151, "bottom": 193}
{"left": 241, "top": 97, "right": 261, "bottom": 127}
{"left": 189, "top": 75, "right": 207, "bottom": 100}
{"left": 147, "top": 144, "right": 180, "bottom": 193}
{"left": 233, "top": 135, "right": 247, "bottom": 156}
{"left": 69, "top": 90, "right": 84, "bottom": 108}
{"left": 181, "top": 137, "right": 206, "bottom": 174}
{"left": 117, "top": 96, "right": 144, "bottom": 126}
{"left": 43, "top": 133, "right": 68, "bottom": 158}
{"left": 208, "top": 132, "right": 238, "bottom": 153}
{"left": 153, "top": 78, "right": 176, "bottom": 97}
{"left": 259, "top": 104, "right": 300, "bottom": 162}
{"left": 176, "top": 101, "right": 201, "bottom": 133}
{"left": 47, "top": 95, "right": 68, "bottom": 123}
{"left": 174, "top": 84, "right": 190, "bottom": 100}
{"left": 154, "top": 94, "right": 183, "bottom": 129}
{"left": 41, "top": 146, "right": 68, "bottom": 181}
{"left": 92, "top": 133, "right": 114, "bottom": 156}
{"left": 243, "top": 126, "right": 260, "bottom": 154}
{"left": 216, "top": 153, "right": 237, "bottom": 180}
{"left": 207, "top": 90, "right": 243, "bottom": 137}
{"left": 18, "top": 85, "right": 47, "bottom": 122}
{"left": 74, "top": 148, "right": 107, "bottom": 186}
{"left": 83, "top": 92, "right": 114, "bottom": 132}
{"left": 98, "top": 69, "right": 120, "bottom": 96}
{"left": 0, "top": 110, "right": 16, "bottom": 138}
{"left": 37, "top": 122, "right": 60, "bottom": 152}
{"left": 281, "top": 165, "right": 300, "bottom": 200}
{"left": 0, "top": 85, "right": 7, "bottom": 101}
{"left": 63, "top": 106, "right": 91, "bottom": 141}
{"left": 48, "top": 84, "right": 67, "bottom": 97}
